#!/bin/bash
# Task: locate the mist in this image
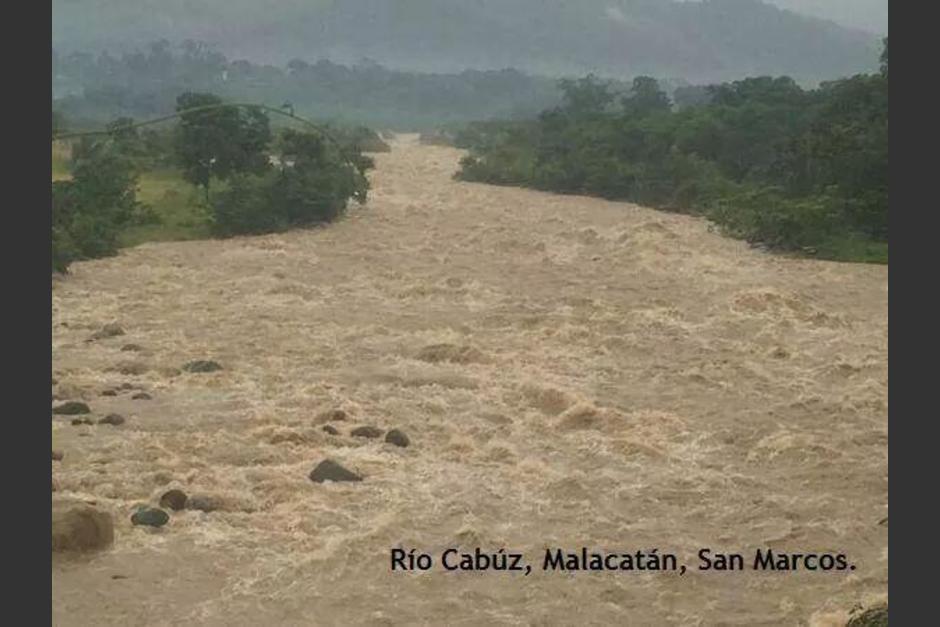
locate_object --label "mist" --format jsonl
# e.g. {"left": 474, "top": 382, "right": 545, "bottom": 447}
{"left": 762, "top": 0, "right": 887, "bottom": 34}
{"left": 53, "top": 0, "right": 883, "bottom": 83}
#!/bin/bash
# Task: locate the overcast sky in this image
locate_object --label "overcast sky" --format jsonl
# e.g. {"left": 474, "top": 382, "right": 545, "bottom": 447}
{"left": 761, "top": 0, "right": 887, "bottom": 33}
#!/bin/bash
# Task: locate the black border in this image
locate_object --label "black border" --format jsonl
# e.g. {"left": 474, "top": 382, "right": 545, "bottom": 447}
{"left": 37, "top": 1, "right": 910, "bottom": 624}
{"left": 887, "top": 2, "right": 924, "bottom": 623}
{"left": 12, "top": 0, "right": 52, "bottom": 619}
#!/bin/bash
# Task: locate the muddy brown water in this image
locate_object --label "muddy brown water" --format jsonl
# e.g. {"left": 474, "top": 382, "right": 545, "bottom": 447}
{"left": 52, "top": 135, "right": 887, "bottom": 626}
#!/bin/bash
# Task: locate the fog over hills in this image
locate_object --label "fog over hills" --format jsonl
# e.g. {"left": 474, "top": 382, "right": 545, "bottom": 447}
{"left": 53, "top": 0, "right": 883, "bottom": 84}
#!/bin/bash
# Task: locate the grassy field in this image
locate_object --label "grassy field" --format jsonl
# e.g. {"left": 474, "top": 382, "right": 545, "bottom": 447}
{"left": 118, "top": 169, "right": 212, "bottom": 247}
{"left": 52, "top": 146, "right": 212, "bottom": 247}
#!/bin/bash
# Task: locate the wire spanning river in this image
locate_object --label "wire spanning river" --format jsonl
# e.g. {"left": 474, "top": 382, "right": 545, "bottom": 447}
{"left": 52, "top": 135, "right": 888, "bottom": 625}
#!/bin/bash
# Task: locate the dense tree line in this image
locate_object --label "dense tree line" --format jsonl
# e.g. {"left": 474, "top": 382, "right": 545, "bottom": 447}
{"left": 53, "top": 0, "right": 880, "bottom": 85}
{"left": 456, "top": 40, "right": 888, "bottom": 261}
{"left": 52, "top": 93, "right": 374, "bottom": 272}
{"left": 52, "top": 139, "right": 154, "bottom": 272}
{"left": 53, "top": 41, "right": 564, "bottom": 130}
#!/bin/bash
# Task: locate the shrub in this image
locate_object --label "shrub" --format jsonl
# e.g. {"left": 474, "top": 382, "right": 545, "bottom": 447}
{"left": 704, "top": 186, "right": 841, "bottom": 249}
{"left": 211, "top": 130, "right": 371, "bottom": 237}
{"left": 209, "top": 172, "right": 283, "bottom": 237}
{"left": 52, "top": 141, "right": 142, "bottom": 272}
{"left": 453, "top": 51, "right": 887, "bottom": 262}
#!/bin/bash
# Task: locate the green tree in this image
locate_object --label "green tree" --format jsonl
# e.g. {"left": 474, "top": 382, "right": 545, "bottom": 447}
{"left": 558, "top": 75, "right": 615, "bottom": 115}
{"left": 211, "top": 129, "right": 371, "bottom": 237}
{"left": 622, "top": 76, "right": 671, "bottom": 116}
{"left": 174, "top": 92, "right": 272, "bottom": 202}
{"left": 106, "top": 116, "right": 137, "bottom": 140}
{"left": 52, "top": 141, "right": 141, "bottom": 272}
{"left": 455, "top": 44, "right": 887, "bottom": 261}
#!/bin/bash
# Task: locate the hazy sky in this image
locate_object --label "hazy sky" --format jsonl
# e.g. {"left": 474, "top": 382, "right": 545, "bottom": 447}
{"left": 51, "top": 0, "right": 886, "bottom": 82}
{"left": 761, "top": 0, "right": 887, "bottom": 33}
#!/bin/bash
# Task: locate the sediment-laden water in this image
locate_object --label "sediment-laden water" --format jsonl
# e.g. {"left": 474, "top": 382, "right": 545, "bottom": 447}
{"left": 52, "top": 135, "right": 888, "bottom": 626}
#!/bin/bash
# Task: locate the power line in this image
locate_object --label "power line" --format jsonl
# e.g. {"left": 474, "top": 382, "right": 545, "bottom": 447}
{"left": 53, "top": 102, "right": 360, "bottom": 168}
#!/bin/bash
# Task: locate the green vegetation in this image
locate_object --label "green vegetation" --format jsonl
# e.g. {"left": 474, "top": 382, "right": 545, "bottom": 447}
{"left": 52, "top": 96, "right": 373, "bottom": 272}
{"left": 53, "top": 1, "right": 881, "bottom": 86}
{"left": 53, "top": 41, "right": 563, "bottom": 130}
{"left": 175, "top": 92, "right": 272, "bottom": 202}
{"left": 52, "top": 140, "right": 150, "bottom": 272}
{"left": 117, "top": 169, "right": 210, "bottom": 247}
{"left": 211, "top": 129, "right": 370, "bottom": 237}
{"left": 456, "top": 41, "right": 888, "bottom": 263}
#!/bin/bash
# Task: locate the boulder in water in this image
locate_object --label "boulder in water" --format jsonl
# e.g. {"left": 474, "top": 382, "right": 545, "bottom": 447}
{"left": 385, "top": 429, "right": 410, "bottom": 448}
{"left": 98, "top": 414, "right": 126, "bottom": 426}
{"left": 309, "top": 459, "right": 362, "bottom": 483}
{"left": 159, "top": 489, "right": 188, "bottom": 511}
{"left": 131, "top": 507, "right": 169, "bottom": 528}
{"left": 53, "top": 502, "right": 114, "bottom": 552}
{"left": 53, "top": 401, "right": 91, "bottom": 415}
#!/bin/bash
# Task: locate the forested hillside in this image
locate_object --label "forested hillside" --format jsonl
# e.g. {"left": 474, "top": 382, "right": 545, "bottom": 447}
{"left": 456, "top": 40, "right": 888, "bottom": 262}
{"left": 52, "top": 0, "right": 881, "bottom": 84}
{"left": 53, "top": 42, "right": 563, "bottom": 129}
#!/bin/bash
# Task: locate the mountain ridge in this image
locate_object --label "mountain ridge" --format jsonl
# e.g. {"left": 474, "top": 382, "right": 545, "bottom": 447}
{"left": 52, "top": 0, "right": 881, "bottom": 84}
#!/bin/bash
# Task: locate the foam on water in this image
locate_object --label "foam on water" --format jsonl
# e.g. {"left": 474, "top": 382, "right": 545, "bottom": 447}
{"left": 53, "top": 134, "right": 887, "bottom": 625}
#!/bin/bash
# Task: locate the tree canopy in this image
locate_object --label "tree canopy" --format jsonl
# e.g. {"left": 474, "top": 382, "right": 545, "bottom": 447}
{"left": 456, "top": 40, "right": 888, "bottom": 262}
{"left": 174, "top": 92, "right": 272, "bottom": 200}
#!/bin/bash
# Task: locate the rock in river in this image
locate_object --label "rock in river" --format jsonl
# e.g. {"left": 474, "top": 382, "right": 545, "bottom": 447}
{"left": 385, "top": 429, "right": 410, "bottom": 448}
{"left": 98, "top": 414, "right": 126, "bottom": 426}
{"left": 309, "top": 459, "right": 362, "bottom": 483}
{"left": 53, "top": 401, "right": 91, "bottom": 415}
{"left": 131, "top": 507, "right": 170, "bottom": 528}
{"left": 53, "top": 502, "right": 114, "bottom": 552}
{"left": 159, "top": 489, "right": 188, "bottom": 511}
